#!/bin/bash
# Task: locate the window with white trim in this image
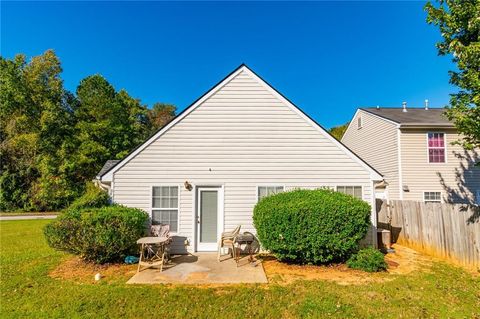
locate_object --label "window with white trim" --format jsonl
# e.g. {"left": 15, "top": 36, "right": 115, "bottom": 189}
{"left": 427, "top": 132, "right": 445, "bottom": 163}
{"left": 424, "top": 191, "right": 441, "bottom": 203}
{"left": 357, "top": 116, "right": 362, "bottom": 129}
{"left": 152, "top": 186, "right": 178, "bottom": 232}
{"left": 258, "top": 186, "right": 284, "bottom": 201}
{"left": 336, "top": 186, "right": 362, "bottom": 199}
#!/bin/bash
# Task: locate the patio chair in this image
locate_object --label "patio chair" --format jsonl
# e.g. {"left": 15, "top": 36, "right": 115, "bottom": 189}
{"left": 150, "top": 224, "right": 173, "bottom": 261}
{"left": 217, "top": 225, "right": 241, "bottom": 261}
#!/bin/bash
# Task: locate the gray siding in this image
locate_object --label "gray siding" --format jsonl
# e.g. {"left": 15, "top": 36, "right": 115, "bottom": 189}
{"left": 112, "top": 70, "right": 375, "bottom": 252}
{"left": 342, "top": 110, "right": 400, "bottom": 199}
{"left": 400, "top": 128, "right": 480, "bottom": 203}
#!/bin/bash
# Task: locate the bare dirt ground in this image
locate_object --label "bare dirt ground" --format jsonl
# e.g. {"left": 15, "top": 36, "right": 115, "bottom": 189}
{"left": 49, "top": 256, "right": 137, "bottom": 284}
{"left": 262, "top": 244, "right": 434, "bottom": 285}
{"left": 50, "top": 244, "right": 436, "bottom": 285}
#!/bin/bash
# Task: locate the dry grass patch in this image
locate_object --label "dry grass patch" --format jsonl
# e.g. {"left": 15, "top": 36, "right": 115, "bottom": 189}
{"left": 262, "top": 244, "right": 433, "bottom": 285}
{"left": 49, "top": 256, "right": 137, "bottom": 284}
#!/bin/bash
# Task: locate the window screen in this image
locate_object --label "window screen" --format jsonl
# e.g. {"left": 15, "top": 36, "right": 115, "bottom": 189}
{"left": 336, "top": 186, "right": 362, "bottom": 199}
{"left": 258, "top": 186, "right": 284, "bottom": 201}
{"left": 424, "top": 192, "right": 441, "bottom": 203}
{"left": 152, "top": 186, "right": 178, "bottom": 232}
{"left": 427, "top": 133, "right": 445, "bottom": 163}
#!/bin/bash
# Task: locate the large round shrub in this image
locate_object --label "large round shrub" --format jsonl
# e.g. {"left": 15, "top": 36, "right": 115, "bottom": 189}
{"left": 44, "top": 205, "right": 148, "bottom": 264}
{"left": 253, "top": 189, "right": 371, "bottom": 264}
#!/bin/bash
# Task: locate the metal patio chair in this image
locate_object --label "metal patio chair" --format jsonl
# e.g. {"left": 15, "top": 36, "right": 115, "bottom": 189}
{"left": 217, "top": 225, "right": 241, "bottom": 261}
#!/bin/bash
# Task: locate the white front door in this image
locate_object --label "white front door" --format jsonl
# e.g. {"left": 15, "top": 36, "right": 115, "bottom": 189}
{"left": 196, "top": 187, "right": 223, "bottom": 251}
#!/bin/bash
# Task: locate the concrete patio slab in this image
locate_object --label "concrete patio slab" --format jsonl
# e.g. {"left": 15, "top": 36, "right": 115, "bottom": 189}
{"left": 127, "top": 253, "right": 268, "bottom": 284}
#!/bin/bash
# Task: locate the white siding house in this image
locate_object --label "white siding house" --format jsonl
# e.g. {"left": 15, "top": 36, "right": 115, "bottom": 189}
{"left": 97, "top": 65, "right": 383, "bottom": 253}
{"left": 342, "top": 107, "right": 480, "bottom": 204}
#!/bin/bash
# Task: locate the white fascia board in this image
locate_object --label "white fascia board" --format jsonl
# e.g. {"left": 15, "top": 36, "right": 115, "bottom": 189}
{"left": 101, "top": 66, "right": 246, "bottom": 182}
{"left": 341, "top": 108, "right": 361, "bottom": 143}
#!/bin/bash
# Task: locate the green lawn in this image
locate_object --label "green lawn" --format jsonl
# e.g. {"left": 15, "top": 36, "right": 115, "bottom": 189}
{"left": 1, "top": 220, "right": 479, "bottom": 318}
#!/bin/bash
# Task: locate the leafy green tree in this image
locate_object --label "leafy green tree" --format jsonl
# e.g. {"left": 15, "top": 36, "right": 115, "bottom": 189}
{"left": 329, "top": 122, "right": 349, "bottom": 140}
{"left": 146, "top": 102, "right": 176, "bottom": 135}
{"left": 75, "top": 75, "right": 130, "bottom": 178}
{"left": 425, "top": 0, "right": 480, "bottom": 152}
{"left": 0, "top": 54, "right": 39, "bottom": 210}
{"left": 0, "top": 50, "right": 177, "bottom": 211}
{"left": 0, "top": 50, "right": 77, "bottom": 210}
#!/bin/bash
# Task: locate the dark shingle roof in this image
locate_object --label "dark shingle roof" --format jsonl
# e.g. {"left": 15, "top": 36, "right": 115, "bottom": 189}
{"left": 360, "top": 107, "right": 453, "bottom": 127}
{"left": 96, "top": 160, "right": 120, "bottom": 178}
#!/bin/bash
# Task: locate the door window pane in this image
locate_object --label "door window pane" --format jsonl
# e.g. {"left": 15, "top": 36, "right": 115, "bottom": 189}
{"left": 200, "top": 191, "right": 218, "bottom": 243}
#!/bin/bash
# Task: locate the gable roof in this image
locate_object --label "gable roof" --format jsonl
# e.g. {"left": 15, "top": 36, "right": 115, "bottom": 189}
{"left": 96, "top": 160, "right": 120, "bottom": 179}
{"left": 99, "top": 64, "right": 383, "bottom": 182}
{"left": 360, "top": 107, "right": 454, "bottom": 128}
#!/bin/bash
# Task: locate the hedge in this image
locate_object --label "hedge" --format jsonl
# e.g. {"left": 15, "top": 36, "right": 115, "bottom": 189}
{"left": 44, "top": 205, "right": 148, "bottom": 264}
{"left": 253, "top": 188, "right": 371, "bottom": 264}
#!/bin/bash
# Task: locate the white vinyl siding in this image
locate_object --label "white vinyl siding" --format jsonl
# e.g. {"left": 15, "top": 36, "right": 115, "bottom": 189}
{"left": 112, "top": 70, "right": 376, "bottom": 252}
{"left": 258, "top": 186, "right": 284, "bottom": 201}
{"left": 342, "top": 110, "right": 400, "bottom": 200}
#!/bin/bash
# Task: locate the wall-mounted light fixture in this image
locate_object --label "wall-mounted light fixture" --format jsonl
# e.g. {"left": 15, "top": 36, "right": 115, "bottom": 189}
{"left": 184, "top": 181, "right": 193, "bottom": 191}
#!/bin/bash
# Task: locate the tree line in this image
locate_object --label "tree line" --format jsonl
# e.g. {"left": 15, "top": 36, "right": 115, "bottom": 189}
{"left": 0, "top": 50, "right": 176, "bottom": 211}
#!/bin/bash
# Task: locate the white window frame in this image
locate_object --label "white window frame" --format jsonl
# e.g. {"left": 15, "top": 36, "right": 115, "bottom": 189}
{"left": 336, "top": 185, "right": 364, "bottom": 200}
{"left": 357, "top": 116, "right": 362, "bottom": 129}
{"left": 257, "top": 185, "right": 285, "bottom": 202}
{"left": 151, "top": 185, "right": 180, "bottom": 234}
{"left": 423, "top": 191, "right": 442, "bottom": 203}
{"left": 426, "top": 132, "right": 447, "bottom": 164}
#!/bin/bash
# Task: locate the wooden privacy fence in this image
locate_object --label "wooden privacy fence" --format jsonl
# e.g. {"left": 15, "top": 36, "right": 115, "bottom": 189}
{"left": 377, "top": 200, "right": 480, "bottom": 270}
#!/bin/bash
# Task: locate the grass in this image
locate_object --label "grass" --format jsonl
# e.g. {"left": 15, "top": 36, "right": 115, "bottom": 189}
{"left": 1, "top": 220, "right": 479, "bottom": 318}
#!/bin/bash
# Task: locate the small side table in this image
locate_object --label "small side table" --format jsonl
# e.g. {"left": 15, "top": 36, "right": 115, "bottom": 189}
{"left": 233, "top": 233, "right": 255, "bottom": 266}
{"left": 136, "top": 236, "right": 169, "bottom": 273}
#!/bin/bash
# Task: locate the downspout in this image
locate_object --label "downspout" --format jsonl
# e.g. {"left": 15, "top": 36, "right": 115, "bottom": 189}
{"left": 397, "top": 126, "right": 403, "bottom": 200}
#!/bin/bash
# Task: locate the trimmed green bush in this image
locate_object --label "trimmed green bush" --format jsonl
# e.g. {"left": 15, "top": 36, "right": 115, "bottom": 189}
{"left": 44, "top": 205, "right": 148, "bottom": 263}
{"left": 253, "top": 189, "right": 371, "bottom": 264}
{"left": 347, "top": 247, "right": 387, "bottom": 272}
{"left": 66, "top": 182, "right": 110, "bottom": 211}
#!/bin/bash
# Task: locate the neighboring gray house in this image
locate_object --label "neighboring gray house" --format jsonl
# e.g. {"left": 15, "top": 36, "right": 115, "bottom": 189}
{"left": 96, "top": 64, "right": 383, "bottom": 253}
{"left": 342, "top": 106, "right": 480, "bottom": 204}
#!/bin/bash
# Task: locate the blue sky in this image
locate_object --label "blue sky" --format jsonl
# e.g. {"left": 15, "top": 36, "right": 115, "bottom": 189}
{"left": 2, "top": 1, "right": 455, "bottom": 128}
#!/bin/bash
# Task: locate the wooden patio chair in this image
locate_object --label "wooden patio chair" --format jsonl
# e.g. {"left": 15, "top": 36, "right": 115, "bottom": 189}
{"left": 217, "top": 225, "right": 241, "bottom": 261}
